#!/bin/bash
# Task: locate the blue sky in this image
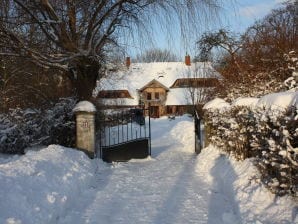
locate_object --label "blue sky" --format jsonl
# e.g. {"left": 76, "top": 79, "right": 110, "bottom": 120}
{"left": 226, "top": 0, "right": 287, "bottom": 33}
{"left": 127, "top": 0, "right": 288, "bottom": 59}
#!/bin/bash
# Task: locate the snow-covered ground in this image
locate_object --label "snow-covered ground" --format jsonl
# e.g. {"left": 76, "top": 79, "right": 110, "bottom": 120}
{"left": 0, "top": 116, "right": 297, "bottom": 224}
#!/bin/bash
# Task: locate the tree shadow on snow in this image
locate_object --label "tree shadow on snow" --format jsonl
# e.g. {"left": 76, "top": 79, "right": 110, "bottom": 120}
{"left": 207, "top": 155, "right": 242, "bottom": 224}
{"left": 151, "top": 155, "right": 199, "bottom": 224}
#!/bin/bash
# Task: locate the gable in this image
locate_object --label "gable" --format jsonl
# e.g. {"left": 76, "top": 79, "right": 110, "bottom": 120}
{"left": 139, "top": 79, "right": 170, "bottom": 92}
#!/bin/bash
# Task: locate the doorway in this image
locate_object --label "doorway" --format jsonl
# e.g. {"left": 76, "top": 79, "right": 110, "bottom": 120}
{"left": 150, "top": 106, "right": 160, "bottom": 118}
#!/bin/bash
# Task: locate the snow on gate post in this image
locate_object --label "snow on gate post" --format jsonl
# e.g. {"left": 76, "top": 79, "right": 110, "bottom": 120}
{"left": 73, "top": 101, "right": 96, "bottom": 159}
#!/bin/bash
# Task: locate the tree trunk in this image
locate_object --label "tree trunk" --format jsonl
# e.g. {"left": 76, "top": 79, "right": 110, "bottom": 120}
{"left": 69, "top": 57, "right": 100, "bottom": 101}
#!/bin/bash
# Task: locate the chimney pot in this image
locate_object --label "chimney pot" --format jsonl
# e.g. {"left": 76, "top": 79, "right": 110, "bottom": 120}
{"left": 185, "top": 55, "right": 191, "bottom": 66}
{"left": 126, "top": 57, "right": 131, "bottom": 68}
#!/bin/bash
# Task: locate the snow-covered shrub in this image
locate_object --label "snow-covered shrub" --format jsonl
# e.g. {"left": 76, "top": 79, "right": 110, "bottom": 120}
{"left": 204, "top": 107, "right": 256, "bottom": 160}
{"left": 0, "top": 108, "right": 46, "bottom": 153}
{"left": 0, "top": 98, "right": 76, "bottom": 154}
{"left": 204, "top": 106, "right": 298, "bottom": 196}
{"left": 251, "top": 107, "right": 297, "bottom": 196}
{"left": 284, "top": 51, "right": 298, "bottom": 91}
{"left": 42, "top": 98, "right": 76, "bottom": 146}
{"left": 0, "top": 109, "right": 29, "bottom": 154}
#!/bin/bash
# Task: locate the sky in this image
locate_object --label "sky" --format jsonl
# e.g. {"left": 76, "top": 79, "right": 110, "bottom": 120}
{"left": 227, "top": 0, "right": 287, "bottom": 33}
{"left": 127, "top": 0, "right": 289, "bottom": 60}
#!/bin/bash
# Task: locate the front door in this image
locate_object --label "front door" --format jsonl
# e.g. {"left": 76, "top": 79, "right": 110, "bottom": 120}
{"left": 150, "top": 106, "right": 159, "bottom": 118}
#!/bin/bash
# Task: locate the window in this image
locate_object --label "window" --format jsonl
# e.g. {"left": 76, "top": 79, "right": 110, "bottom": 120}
{"left": 147, "top": 92, "right": 152, "bottom": 100}
{"left": 155, "top": 92, "right": 160, "bottom": 100}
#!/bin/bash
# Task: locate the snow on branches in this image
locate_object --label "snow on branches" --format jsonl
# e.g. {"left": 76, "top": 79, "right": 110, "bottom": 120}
{"left": 0, "top": 98, "right": 76, "bottom": 154}
{"left": 284, "top": 51, "right": 298, "bottom": 91}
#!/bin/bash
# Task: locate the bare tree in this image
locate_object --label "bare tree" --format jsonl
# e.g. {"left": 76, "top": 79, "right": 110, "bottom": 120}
{"left": 196, "top": 29, "right": 242, "bottom": 72}
{"left": 196, "top": 1, "right": 298, "bottom": 99}
{"left": 0, "top": 56, "right": 71, "bottom": 112}
{"left": 135, "top": 48, "right": 178, "bottom": 62}
{"left": 0, "top": 0, "right": 225, "bottom": 101}
{"left": 184, "top": 62, "right": 219, "bottom": 111}
{"left": 242, "top": 1, "right": 298, "bottom": 77}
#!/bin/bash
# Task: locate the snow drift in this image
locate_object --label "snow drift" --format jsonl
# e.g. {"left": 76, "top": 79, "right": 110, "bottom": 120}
{"left": 196, "top": 145, "right": 297, "bottom": 223}
{"left": 0, "top": 145, "right": 96, "bottom": 224}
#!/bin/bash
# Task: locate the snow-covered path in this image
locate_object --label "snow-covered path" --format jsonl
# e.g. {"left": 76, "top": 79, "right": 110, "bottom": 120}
{"left": 59, "top": 116, "right": 242, "bottom": 224}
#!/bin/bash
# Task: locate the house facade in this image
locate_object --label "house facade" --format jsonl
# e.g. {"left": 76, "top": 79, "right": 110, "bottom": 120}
{"left": 96, "top": 57, "right": 220, "bottom": 117}
{"left": 138, "top": 79, "right": 169, "bottom": 118}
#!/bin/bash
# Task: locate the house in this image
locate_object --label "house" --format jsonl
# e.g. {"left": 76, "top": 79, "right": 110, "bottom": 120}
{"left": 95, "top": 56, "right": 220, "bottom": 117}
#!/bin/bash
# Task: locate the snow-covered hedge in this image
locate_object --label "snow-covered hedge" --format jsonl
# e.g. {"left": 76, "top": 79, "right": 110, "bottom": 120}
{"left": 0, "top": 98, "right": 76, "bottom": 154}
{"left": 204, "top": 95, "right": 298, "bottom": 196}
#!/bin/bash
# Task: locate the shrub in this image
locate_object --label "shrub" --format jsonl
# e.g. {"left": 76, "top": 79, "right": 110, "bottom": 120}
{"left": 0, "top": 98, "right": 76, "bottom": 154}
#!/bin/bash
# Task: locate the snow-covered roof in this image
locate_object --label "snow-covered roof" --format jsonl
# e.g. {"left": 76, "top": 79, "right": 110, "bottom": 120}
{"left": 165, "top": 88, "right": 191, "bottom": 105}
{"left": 98, "top": 98, "right": 137, "bottom": 106}
{"left": 95, "top": 62, "right": 220, "bottom": 106}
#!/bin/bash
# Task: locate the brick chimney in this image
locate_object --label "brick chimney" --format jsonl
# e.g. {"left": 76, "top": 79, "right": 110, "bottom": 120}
{"left": 126, "top": 57, "right": 131, "bottom": 68}
{"left": 185, "top": 55, "right": 191, "bottom": 66}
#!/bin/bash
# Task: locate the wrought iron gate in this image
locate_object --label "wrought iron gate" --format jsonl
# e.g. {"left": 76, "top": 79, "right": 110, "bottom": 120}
{"left": 97, "top": 107, "right": 151, "bottom": 162}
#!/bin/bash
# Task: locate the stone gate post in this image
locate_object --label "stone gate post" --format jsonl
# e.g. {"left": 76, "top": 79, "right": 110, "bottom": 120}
{"left": 73, "top": 101, "right": 96, "bottom": 158}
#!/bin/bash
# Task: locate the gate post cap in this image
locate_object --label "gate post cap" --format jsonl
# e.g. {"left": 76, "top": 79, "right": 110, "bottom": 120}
{"left": 73, "top": 101, "right": 96, "bottom": 113}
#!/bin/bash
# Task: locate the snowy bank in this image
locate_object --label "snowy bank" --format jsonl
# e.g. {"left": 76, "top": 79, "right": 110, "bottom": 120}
{"left": 0, "top": 145, "right": 97, "bottom": 224}
{"left": 196, "top": 145, "right": 297, "bottom": 224}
